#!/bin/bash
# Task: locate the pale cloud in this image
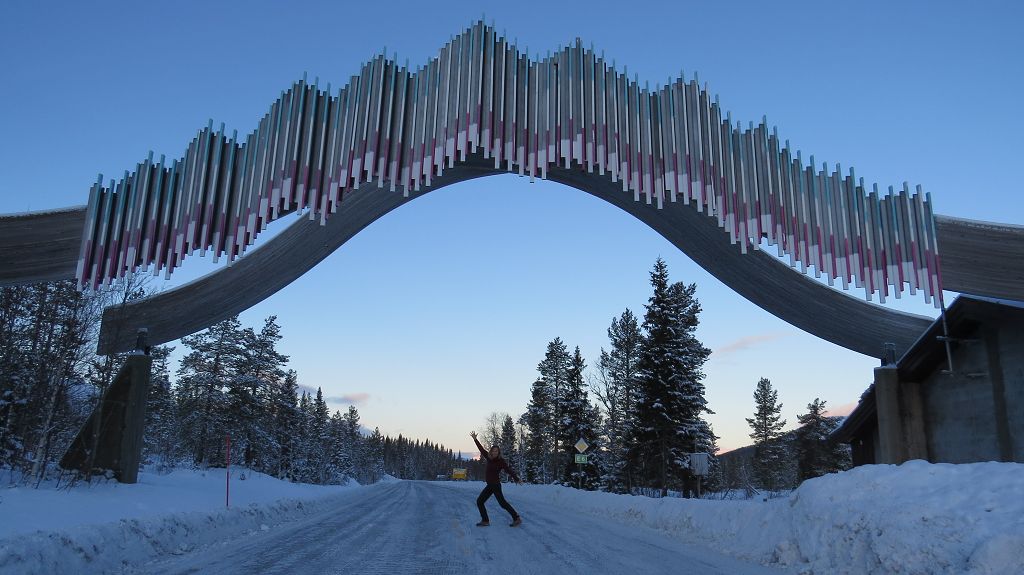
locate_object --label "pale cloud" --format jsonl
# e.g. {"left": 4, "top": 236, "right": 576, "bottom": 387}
{"left": 326, "top": 392, "right": 371, "bottom": 406}
{"left": 825, "top": 401, "right": 858, "bottom": 418}
{"left": 712, "top": 333, "right": 790, "bottom": 358}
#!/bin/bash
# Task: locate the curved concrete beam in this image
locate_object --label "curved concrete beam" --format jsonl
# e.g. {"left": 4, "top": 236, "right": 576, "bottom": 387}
{"left": 98, "top": 163, "right": 497, "bottom": 354}
{"left": 98, "top": 155, "right": 933, "bottom": 357}
{"left": 547, "top": 166, "right": 934, "bottom": 358}
{"left": 0, "top": 207, "right": 84, "bottom": 286}
{"left": 0, "top": 176, "right": 1014, "bottom": 359}
{"left": 935, "top": 215, "right": 1024, "bottom": 301}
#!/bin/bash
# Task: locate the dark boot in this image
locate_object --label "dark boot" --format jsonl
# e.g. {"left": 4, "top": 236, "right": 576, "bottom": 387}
{"left": 476, "top": 520, "right": 490, "bottom": 527}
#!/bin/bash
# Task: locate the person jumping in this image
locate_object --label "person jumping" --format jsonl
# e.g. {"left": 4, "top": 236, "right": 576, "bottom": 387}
{"left": 471, "top": 431, "right": 522, "bottom": 527}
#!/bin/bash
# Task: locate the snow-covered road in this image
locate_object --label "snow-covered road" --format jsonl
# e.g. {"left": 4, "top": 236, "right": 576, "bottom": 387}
{"left": 142, "top": 481, "right": 780, "bottom": 575}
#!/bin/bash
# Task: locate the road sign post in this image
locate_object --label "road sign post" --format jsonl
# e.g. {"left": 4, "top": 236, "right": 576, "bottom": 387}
{"left": 574, "top": 439, "right": 589, "bottom": 489}
{"left": 225, "top": 434, "right": 231, "bottom": 509}
{"left": 689, "top": 452, "right": 710, "bottom": 498}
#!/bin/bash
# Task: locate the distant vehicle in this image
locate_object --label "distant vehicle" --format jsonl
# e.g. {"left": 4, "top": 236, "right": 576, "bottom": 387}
{"left": 436, "top": 474, "right": 447, "bottom": 481}
{"left": 452, "top": 468, "right": 468, "bottom": 480}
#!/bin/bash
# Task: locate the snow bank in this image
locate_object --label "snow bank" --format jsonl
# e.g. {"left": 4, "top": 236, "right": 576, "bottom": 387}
{"left": 514, "top": 461, "right": 1024, "bottom": 574}
{"left": 0, "top": 468, "right": 361, "bottom": 574}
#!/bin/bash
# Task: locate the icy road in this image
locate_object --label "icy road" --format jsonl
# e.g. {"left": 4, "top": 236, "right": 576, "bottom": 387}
{"left": 143, "top": 480, "right": 780, "bottom": 575}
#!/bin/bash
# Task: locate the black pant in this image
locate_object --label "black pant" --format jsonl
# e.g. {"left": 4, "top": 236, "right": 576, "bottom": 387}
{"left": 476, "top": 481, "right": 518, "bottom": 521}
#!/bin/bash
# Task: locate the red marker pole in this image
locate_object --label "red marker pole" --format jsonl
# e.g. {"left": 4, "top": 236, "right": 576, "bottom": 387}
{"left": 225, "top": 435, "right": 231, "bottom": 509}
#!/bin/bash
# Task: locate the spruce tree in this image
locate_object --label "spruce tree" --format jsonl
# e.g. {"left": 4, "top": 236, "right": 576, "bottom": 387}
{"left": 794, "top": 398, "right": 850, "bottom": 482}
{"left": 295, "top": 391, "right": 313, "bottom": 482}
{"left": 328, "top": 410, "right": 351, "bottom": 483}
{"left": 537, "top": 338, "right": 571, "bottom": 480}
{"left": 560, "top": 347, "right": 599, "bottom": 488}
{"left": 342, "top": 405, "right": 364, "bottom": 482}
{"left": 594, "top": 308, "right": 643, "bottom": 493}
{"left": 176, "top": 316, "right": 246, "bottom": 466}
{"left": 366, "top": 427, "right": 385, "bottom": 482}
{"left": 524, "top": 378, "right": 550, "bottom": 483}
{"left": 309, "top": 388, "right": 331, "bottom": 483}
{"left": 746, "top": 377, "right": 787, "bottom": 491}
{"left": 143, "top": 345, "right": 178, "bottom": 469}
{"left": 272, "top": 370, "right": 301, "bottom": 480}
{"left": 499, "top": 414, "right": 517, "bottom": 471}
{"left": 630, "top": 258, "right": 712, "bottom": 496}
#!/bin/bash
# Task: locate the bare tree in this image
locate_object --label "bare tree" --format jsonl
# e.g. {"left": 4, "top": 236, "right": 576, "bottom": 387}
{"left": 477, "top": 411, "right": 508, "bottom": 450}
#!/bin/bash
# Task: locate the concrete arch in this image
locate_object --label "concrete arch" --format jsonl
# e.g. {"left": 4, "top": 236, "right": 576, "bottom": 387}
{"left": 95, "top": 154, "right": 933, "bottom": 356}
{"left": 2, "top": 20, "right": 1021, "bottom": 360}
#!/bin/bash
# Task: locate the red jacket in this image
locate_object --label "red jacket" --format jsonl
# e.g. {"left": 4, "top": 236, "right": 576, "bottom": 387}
{"left": 474, "top": 437, "right": 520, "bottom": 484}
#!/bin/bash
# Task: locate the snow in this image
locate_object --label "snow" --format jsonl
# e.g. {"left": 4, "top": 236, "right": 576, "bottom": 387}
{"left": 1, "top": 460, "right": 1021, "bottom": 574}
{"left": 141, "top": 480, "right": 776, "bottom": 575}
{"left": 0, "top": 467, "right": 360, "bottom": 574}
{"left": 492, "top": 460, "right": 1024, "bottom": 574}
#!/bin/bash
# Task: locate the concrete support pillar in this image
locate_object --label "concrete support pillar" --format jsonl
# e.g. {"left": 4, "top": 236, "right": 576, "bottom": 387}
{"left": 984, "top": 329, "right": 1015, "bottom": 462}
{"left": 117, "top": 353, "right": 153, "bottom": 483}
{"left": 901, "top": 381, "right": 929, "bottom": 461}
{"left": 874, "top": 366, "right": 905, "bottom": 464}
{"left": 60, "top": 331, "right": 152, "bottom": 484}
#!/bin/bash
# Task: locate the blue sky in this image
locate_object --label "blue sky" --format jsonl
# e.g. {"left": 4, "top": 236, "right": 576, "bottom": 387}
{"left": 2, "top": 0, "right": 1022, "bottom": 453}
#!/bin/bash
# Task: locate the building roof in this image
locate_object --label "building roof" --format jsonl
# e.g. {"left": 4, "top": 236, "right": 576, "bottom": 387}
{"left": 831, "top": 295, "right": 1024, "bottom": 443}
{"left": 832, "top": 384, "right": 876, "bottom": 443}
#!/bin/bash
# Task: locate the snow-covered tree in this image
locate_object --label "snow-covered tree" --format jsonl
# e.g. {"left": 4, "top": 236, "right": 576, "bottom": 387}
{"left": 560, "top": 347, "right": 600, "bottom": 488}
{"left": 143, "top": 345, "right": 178, "bottom": 469}
{"left": 524, "top": 378, "right": 551, "bottom": 483}
{"left": 629, "top": 258, "right": 712, "bottom": 496}
{"left": 363, "top": 427, "right": 385, "bottom": 483}
{"left": 307, "top": 388, "right": 331, "bottom": 483}
{"left": 499, "top": 414, "right": 517, "bottom": 472}
{"left": 593, "top": 308, "right": 643, "bottom": 493}
{"left": 342, "top": 405, "right": 365, "bottom": 482}
{"left": 747, "top": 377, "right": 787, "bottom": 491}
{"left": 537, "top": 338, "right": 572, "bottom": 479}
{"left": 271, "top": 370, "right": 301, "bottom": 480}
{"left": 794, "top": 398, "right": 850, "bottom": 482}
{"left": 176, "top": 316, "right": 246, "bottom": 466}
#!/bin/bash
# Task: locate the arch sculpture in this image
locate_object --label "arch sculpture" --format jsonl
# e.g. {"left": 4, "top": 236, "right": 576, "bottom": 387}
{"left": 2, "top": 21, "right": 1022, "bottom": 358}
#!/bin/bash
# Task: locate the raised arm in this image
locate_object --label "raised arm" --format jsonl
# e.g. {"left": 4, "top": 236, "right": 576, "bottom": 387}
{"left": 470, "top": 431, "right": 488, "bottom": 460}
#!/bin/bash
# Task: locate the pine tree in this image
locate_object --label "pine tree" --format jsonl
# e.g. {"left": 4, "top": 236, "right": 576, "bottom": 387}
{"left": 746, "top": 377, "right": 787, "bottom": 492}
{"left": 2, "top": 280, "right": 99, "bottom": 482}
{"left": 524, "top": 378, "right": 550, "bottom": 483}
{"left": 560, "top": 347, "right": 599, "bottom": 488}
{"left": 499, "top": 414, "right": 517, "bottom": 471}
{"left": 309, "top": 388, "right": 331, "bottom": 483}
{"left": 271, "top": 370, "right": 301, "bottom": 480}
{"left": 143, "top": 345, "right": 178, "bottom": 469}
{"left": 594, "top": 308, "right": 643, "bottom": 493}
{"left": 176, "top": 316, "right": 246, "bottom": 466}
{"left": 328, "top": 410, "right": 352, "bottom": 483}
{"left": 538, "top": 338, "right": 572, "bottom": 480}
{"left": 366, "top": 427, "right": 385, "bottom": 483}
{"left": 295, "top": 390, "right": 313, "bottom": 482}
{"left": 228, "top": 316, "right": 289, "bottom": 472}
{"left": 342, "top": 405, "right": 364, "bottom": 483}
{"left": 794, "top": 398, "right": 850, "bottom": 482}
{"left": 630, "top": 259, "right": 712, "bottom": 496}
